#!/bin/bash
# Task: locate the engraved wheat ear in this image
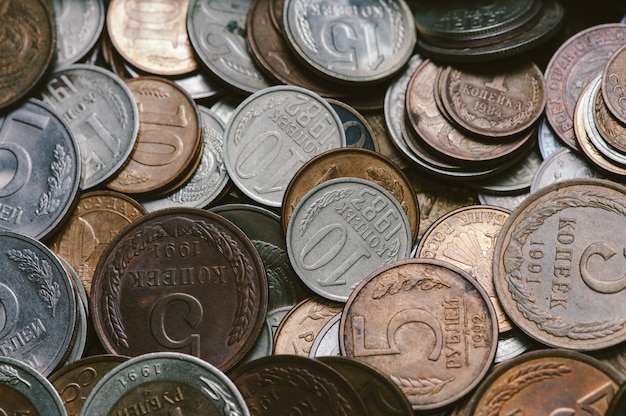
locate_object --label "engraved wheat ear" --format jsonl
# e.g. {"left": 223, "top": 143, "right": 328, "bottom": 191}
{"left": 0, "top": 364, "right": 31, "bottom": 388}
{"left": 200, "top": 376, "right": 243, "bottom": 416}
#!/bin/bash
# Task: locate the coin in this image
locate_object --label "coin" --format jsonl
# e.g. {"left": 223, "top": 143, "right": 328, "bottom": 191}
{"left": 52, "top": 0, "right": 105, "bottom": 68}
{"left": 530, "top": 148, "right": 604, "bottom": 193}
{"left": 595, "top": 75, "right": 626, "bottom": 155}
{"left": 309, "top": 312, "right": 341, "bottom": 358}
{"left": 90, "top": 208, "right": 268, "bottom": 372}
{"left": 340, "top": 258, "right": 497, "bottom": 411}
{"left": 603, "top": 43, "right": 626, "bottom": 125}
{"left": 470, "top": 144, "right": 542, "bottom": 194}
{"left": 327, "top": 99, "right": 378, "bottom": 151}
{"left": 538, "top": 116, "right": 565, "bottom": 159}
{"left": 494, "top": 178, "right": 626, "bottom": 351}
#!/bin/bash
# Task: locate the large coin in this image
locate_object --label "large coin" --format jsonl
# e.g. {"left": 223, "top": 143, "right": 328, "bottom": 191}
{"left": 494, "top": 178, "right": 626, "bottom": 351}
{"left": 90, "top": 208, "right": 268, "bottom": 372}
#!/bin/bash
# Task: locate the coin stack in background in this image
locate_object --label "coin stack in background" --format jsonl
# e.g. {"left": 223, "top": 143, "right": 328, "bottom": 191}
{"left": 5, "top": 0, "right": 626, "bottom": 414}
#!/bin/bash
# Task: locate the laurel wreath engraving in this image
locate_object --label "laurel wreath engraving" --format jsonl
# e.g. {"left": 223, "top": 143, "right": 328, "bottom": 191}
{"left": 503, "top": 189, "right": 626, "bottom": 339}
{"left": 7, "top": 248, "right": 61, "bottom": 317}
{"left": 233, "top": 96, "right": 286, "bottom": 146}
{"left": 134, "top": 85, "right": 169, "bottom": 98}
{"left": 372, "top": 268, "right": 450, "bottom": 299}
{"left": 0, "top": 364, "right": 31, "bottom": 388}
{"left": 366, "top": 167, "right": 408, "bottom": 214}
{"left": 200, "top": 376, "right": 244, "bottom": 416}
{"left": 390, "top": 375, "right": 453, "bottom": 396}
{"left": 299, "top": 188, "right": 353, "bottom": 236}
{"left": 220, "top": 57, "right": 264, "bottom": 81}
{"left": 298, "top": 302, "right": 338, "bottom": 325}
{"left": 73, "top": 74, "right": 129, "bottom": 131}
{"left": 114, "top": 169, "right": 150, "bottom": 185}
{"left": 294, "top": 0, "right": 318, "bottom": 53}
{"left": 478, "top": 362, "right": 571, "bottom": 416}
{"left": 379, "top": 0, "right": 405, "bottom": 53}
{"left": 34, "top": 144, "right": 72, "bottom": 220}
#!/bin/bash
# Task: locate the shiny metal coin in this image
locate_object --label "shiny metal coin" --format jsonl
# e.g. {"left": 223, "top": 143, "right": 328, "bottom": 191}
{"left": 309, "top": 312, "right": 341, "bottom": 358}
{"left": 52, "top": 0, "right": 105, "bottom": 68}
{"left": 538, "top": 116, "right": 565, "bottom": 159}
{"left": 530, "top": 148, "right": 604, "bottom": 193}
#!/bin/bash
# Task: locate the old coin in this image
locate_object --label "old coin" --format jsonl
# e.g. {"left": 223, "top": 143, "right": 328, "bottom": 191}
{"left": 107, "top": 0, "right": 197, "bottom": 76}
{"left": 40, "top": 64, "right": 139, "bottom": 190}
{"left": 52, "top": 0, "right": 105, "bottom": 68}
{"left": 416, "top": 205, "right": 512, "bottom": 333}
{"left": 81, "top": 352, "right": 249, "bottom": 416}
{"left": 470, "top": 144, "right": 542, "bottom": 194}
{"left": 309, "top": 312, "right": 341, "bottom": 358}
{"left": 286, "top": 177, "right": 412, "bottom": 302}
{"left": 228, "top": 354, "right": 367, "bottom": 415}
{"left": 494, "top": 330, "right": 536, "bottom": 364}
{"left": 595, "top": 74, "right": 626, "bottom": 155}
{"left": 465, "top": 349, "right": 621, "bottom": 415}
{"left": 494, "top": 178, "right": 626, "bottom": 351}
{"left": 327, "top": 99, "right": 378, "bottom": 151}
{"left": 0, "top": 99, "right": 81, "bottom": 241}
{"left": 281, "top": 148, "right": 420, "bottom": 243}
{"left": 107, "top": 76, "right": 203, "bottom": 197}
{"left": 530, "top": 148, "right": 604, "bottom": 193}
{"left": 0, "top": 0, "right": 56, "bottom": 110}
{"left": 340, "top": 258, "right": 498, "bottom": 412}
{"left": 234, "top": 320, "right": 273, "bottom": 368}
{"left": 538, "top": 116, "right": 565, "bottom": 159}
{"left": 0, "top": 231, "right": 77, "bottom": 376}
{"left": 608, "top": 383, "right": 626, "bottom": 416}
{"left": 478, "top": 191, "right": 529, "bottom": 212}
{"left": 90, "top": 208, "right": 268, "bottom": 372}
{"left": 603, "top": 43, "right": 626, "bottom": 125}
{"left": 223, "top": 85, "right": 346, "bottom": 207}
{"left": 0, "top": 356, "right": 66, "bottom": 415}
{"left": 47, "top": 190, "right": 147, "bottom": 297}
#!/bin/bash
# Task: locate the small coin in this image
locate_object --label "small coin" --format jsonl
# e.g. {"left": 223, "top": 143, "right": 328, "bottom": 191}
{"left": 309, "top": 312, "right": 341, "bottom": 358}
{"left": 530, "top": 148, "right": 604, "bottom": 193}
{"left": 327, "top": 99, "right": 378, "bottom": 151}
{"left": 52, "top": 0, "right": 105, "bottom": 68}
{"left": 603, "top": 43, "right": 626, "bottom": 125}
{"left": 478, "top": 191, "right": 529, "bottom": 212}
{"left": 595, "top": 76, "right": 626, "bottom": 155}
{"left": 494, "top": 330, "right": 536, "bottom": 364}
{"left": 538, "top": 116, "right": 565, "bottom": 159}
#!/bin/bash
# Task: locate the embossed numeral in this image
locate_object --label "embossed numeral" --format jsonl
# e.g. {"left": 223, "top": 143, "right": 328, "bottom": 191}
{"left": 60, "top": 367, "right": 97, "bottom": 404}
{"left": 0, "top": 283, "right": 19, "bottom": 339}
{"left": 150, "top": 293, "right": 203, "bottom": 356}
{"left": 124, "top": 0, "right": 182, "bottom": 47}
{"left": 580, "top": 242, "right": 626, "bottom": 293}
{"left": 327, "top": 22, "right": 383, "bottom": 71}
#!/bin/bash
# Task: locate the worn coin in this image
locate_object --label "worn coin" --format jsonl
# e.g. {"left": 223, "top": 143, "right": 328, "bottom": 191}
{"left": 494, "top": 330, "right": 536, "bottom": 364}
{"left": 603, "top": 43, "right": 626, "bottom": 125}
{"left": 340, "top": 258, "right": 497, "bottom": 411}
{"left": 494, "top": 178, "right": 626, "bottom": 351}
{"left": 90, "top": 208, "right": 268, "bottom": 372}
{"left": 530, "top": 148, "right": 604, "bottom": 193}
{"left": 470, "top": 144, "right": 542, "bottom": 194}
{"left": 478, "top": 191, "right": 529, "bottom": 212}
{"left": 538, "top": 116, "right": 565, "bottom": 159}
{"left": 309, "top": 312, "right": 341, "bottom": 358}
{"left": 52, "top": 0, "right": 105, "bottom": 68}
{"left": 595, "top": 75, "right": 626, "bottom": 155}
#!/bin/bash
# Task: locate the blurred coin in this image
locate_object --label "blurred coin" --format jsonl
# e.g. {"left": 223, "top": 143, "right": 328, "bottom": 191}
{"left": 530, "top": 148, "right": 604, "bottom": 193}
{"left": 478, "top": 191, "right": 529, "bottom": 211}
{"left": 267, "top": 305, "right": 292, "bottom": 338}
{"left": 538, "top": 116, "right": 565, "bottom": 159}
{"left": 603, "top": 43, "right": 626, "bottom": 125}
{"left": 494, "top": 330, "right": 537, "bottom": 364}
{"left": 309, "top": 312, "right": 341, "bottom": 358}
{"left": 210, "top": 94, "right": 243, "bottom": 125}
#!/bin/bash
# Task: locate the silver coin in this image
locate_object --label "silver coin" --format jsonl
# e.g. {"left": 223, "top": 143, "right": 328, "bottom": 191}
{"left": 80, "top": 352, "right": 250, "bottom": 416}
{"left": 40, "top": 64, "right": 139, "bottom": 190}
{"left": 187, "top": 0, "right": 272, "bottom": 93}
{"left": 494, "top": 331, "right": 536, "bottom": 364}
{"left": 0, "top": 356, "right": 66, "bottom": 415}
{"left": 538, "top": 116, "right": 565, "bottom": 160}
{"left": 309, "top": 312, "right": 341, "bottom": 358}
{"left": 58, "top": 258, "right": 88, "bottom": 365}
{"left": 471, "top": 145, "right": 542, "bottom": 194}
{"left": 53, "top": 0, "right": 105, "bottom": 69}
{"left": 283, "top": 0, "right": 417, "bottom": 84}
{"left": 142, "top": 106, "right": 229, "bottom": 211}
{"left": 224, "top": 85, "right": 346, "bottom": 207}
{"left": 286, "top": 177, "right": 412, "bottom": 302}
{"left": 478, "top": 191, "right": 529, "bottom": 211}
{"left": 530, "top": 148, "right": 604, "bottom": 193}
{"left": 234, "top": 320, "right": 273, "bottom": 368}
{"left": 267, "top": 306, "right": 292, "bottom": 337}
{"left": 0, "top": 99, "right": 81, "bottom": 240}
{"left": 210, "top": 95, "right": 243, "bottom": 125}
{"left": 0, "top": 231, "right": 77, "bottom": 376}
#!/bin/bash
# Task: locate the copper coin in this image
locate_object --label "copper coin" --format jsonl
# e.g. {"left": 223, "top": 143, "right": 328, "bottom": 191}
{"left": 415, "top": 205, "right": 513, "bottom": 333}
{"left": 340, "top": 258, "right": 498, "bottom": 412}
{"left": 595, "top": 78, "right": 626, "bottom": 154}
{"left": 107, "top": 76, "right": 203, "bottom": 197}
{"left": 544, "top": 24, "right": 626, "bottom": 151}
{"left": 0, "top": 0, "right": 56, "bottom": 110}
{"left": 465, "top": 349, "right": 621, "bottom": 415}
{"left": 438, "top": 60, "right": 546, "bottom": 138}
{"left": 228, "top": 355, "right": 369, "bottom": 415}
{"left": 47, "top": 190, "right": 147, "bottom": 297}
{"left": 494, "top": 178, "right": 626, "bottom": 351}
{"left": 608, "top": 382, "right": 626, "bottom": 415}
{"left": 281, "top": 148, "right": 420, "bottom": 243}
{"left": 90, "top": 208, "right": 268, "bottom": 372}
{"left": 603, "top": 43, "right": 626, "bottom": 125}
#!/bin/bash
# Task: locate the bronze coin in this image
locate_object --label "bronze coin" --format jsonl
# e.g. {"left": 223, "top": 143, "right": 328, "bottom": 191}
{"left": 594, "top": 81, "right": 626, "bottom": 155}
{"left": 603, "top": 43, "right": 626, "bottom": 125}
{"left": 340, "top": 258, "right": 498, "bottom": 412}
{"left": 0, "top": 0, "right": 56, "bottom": 110}
{"left": 90, "top": 207, "right": 268, "bottom": 372}
{"left": 465, "top": 349, "right": 621, "bottom": 415}
{"left": 228, "top": 354, "right": 369, "bottom": 415}
{"left": 281, "top": 148, "right": 420, "bottom": 244}
{"left": 494, "top": 178, "right": 626, "bottom": 351}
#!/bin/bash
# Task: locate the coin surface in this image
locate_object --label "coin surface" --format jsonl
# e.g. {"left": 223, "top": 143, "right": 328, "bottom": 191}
{"left": 340, "top": 258, "right": 497, "bottom": 411}
{"left": 603, "top": 43, "right": 626, "bottom": 125}
{"left": 90, "top": 208, "right": 268, "bottom": 372}
{"left": 494, "top": 178, "right": 626, "bottom": 351}
{"left": 53, "top": 0, "right": 105, "bottom": 68}
{"left": 595, "top": 76, "right": 626, "bottom": 155}
{"left": 530, "top": 148, "right": 603, "bottom": 193}
{"left": 309, "top": 312, "right": 341, "bottom": 358}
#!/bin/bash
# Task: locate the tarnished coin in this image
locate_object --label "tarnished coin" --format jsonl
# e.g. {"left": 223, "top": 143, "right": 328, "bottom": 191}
{"left": 538, "top": 116, "right": 565, "bottom": 159}
{"left": 494, "top": 178, "right": 626, "bottom": 351}
{"left": 0, "top": 0, "right": 56, "bottom": 110}
{"left": 0, "top": 99, "right": 81, "bottom": 241}
{"left": 282, "top": 0, "right": 417, "bottom": 84}
{"left": 282, "top": 148, "right": 419, "bottom": 244}
{"left": 471, "top": 144, "right": 542, "bottom": 194}
{"left": 544, "top": 24, "right": 626, "bottom": 150}
{"left": 465, "top": 349, "right": 621, "bottom": 415}
{"left": 416, "top": 205, "right": 512, "bottom": 333}
{"left": 107, "top": 0, "right": 197, "bottom": 76}
{"left": 187, "top": 0, "right": 271, "bottom": 93}
{"left": 107, "top": 76, "right": 203, "bottom": 197}
{"left": 0, "top": 231, "right": 77, "bottom": 376}
{"left": 47, "top": 190, "right": 147, "bottom": 297}
{"left": 603, "top": 43, "right": 626, "bottom": 125}
{"left": 530, "top": 148, "right": 604, "bottom": 193}
{"left": 228, "top": 355, "right": 367, "bottom": 415}
{"left": 40, "top": 64, "right": 139, "bottom": 190}
{"left": 340, "top": 258, "right": 497, "bottom": 412}
{"left": 0, "top": 356, "right": 66, "bottom": 415}
{"left": 53, "top": 0, "right": 105, "bottom": 68}
{"left": 81, "top": 352, "right": 249, "bottom": 416}
{"left": 90, "top": 208, "right": 268, "bottom": 372}
{"left": 595, "top": 75, "right": 626, "bottom": 155}
{"left": 223, "top": 85, "right": 345, "bottom": 207}
{"left": 49, "top": 354, "right": 128, "bottom": 415}
{"left": 438, "top": 60, "right": 546, "bottom": 138}
{"left": 286, "top": 177, "right": 412, "bottom": 302}
{"left": 478, "top": 191, "right": 529, "bottom": 212}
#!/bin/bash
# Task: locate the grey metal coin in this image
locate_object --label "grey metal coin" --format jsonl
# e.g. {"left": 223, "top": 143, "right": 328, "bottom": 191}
{"left": 283, "top": 0, "right": 417, "bottom": 84}
{"left": 80, "top": 352, "right": 250, "bottom": 416}
{"left": 142, "top": 106, "right": 229, "bottom": 211}
{"left": 267, "top": 306, "right": 292, "bottom": 337}
{"left": 40, "top": 64, "right": 139, "bottom": 190}
{"left": 530, "top": 148, "right": 604, "bottom": 193}
{"left": 52, "top": 0, "right": 105, "bottom": 68}
{"left": 286, "top": 177, "right": 412, "bottom": 302}
{"left": 187, "top": 0, "right": 272, "bottom": 94}
{"left": 494, "top": 330, "right": 536, "bottom": 364}
{"left": 478, "top": 191, "right": 529, "bottom": 211}
{"left": 234, "top": 320, "right": 273, "bottom": 368}
{"left": 472, "top": 145, "right": 542, "bottom": 194}
{"left": 538, "top": 116, "right": 565, "bottom": 160}
{"left": 0, "top": 356, "right": 66, "bottom": 415}
{"left": 0, "top": 231, "right": 77, "bottom": 376}
{"left": 58, "top": 258, "right": 88, "bottom": 366}
{"left": 328, "top": 99, "right": 378, "bottom": 151}
{"left": 210, "top": 95, "right": 244, "bottom": 125}
{"left": 209, "top": 203, "right": 310, "bottom": 312}
{"left": 0, "top": 99, "right": 81, "bottom": 241}
{"left": 224, "top": 85, "right": 346, "bottom": 207}
{"left": 309, "top": 312, "right": 341, "bottom": 358}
